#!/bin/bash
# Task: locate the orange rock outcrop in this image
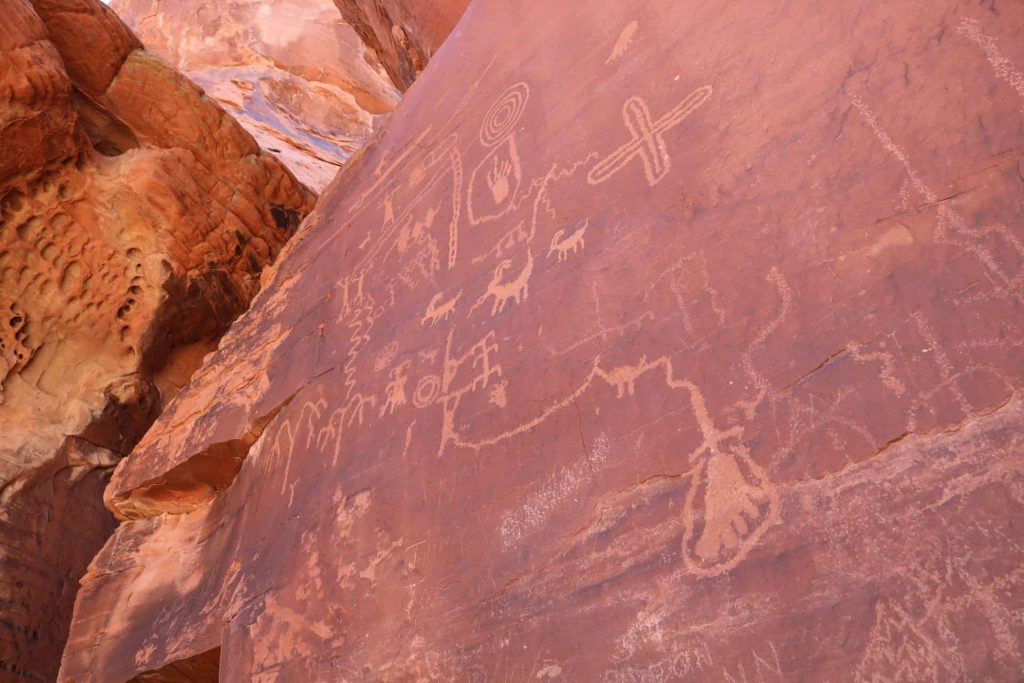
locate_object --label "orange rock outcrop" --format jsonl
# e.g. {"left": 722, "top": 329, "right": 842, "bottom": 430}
{"left": 111, "top": 0, "right": 400, "bottom": 190}
{"left": 0, "top": 0, "right": 313, "bottom": 678}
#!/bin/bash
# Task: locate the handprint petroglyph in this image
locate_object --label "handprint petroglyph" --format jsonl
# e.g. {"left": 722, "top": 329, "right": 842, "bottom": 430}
{"left": 468, "top": 137, "right": 523, "bottom": 224}
{"left": 487, "top": 156, "right": 513, "bottom": 205}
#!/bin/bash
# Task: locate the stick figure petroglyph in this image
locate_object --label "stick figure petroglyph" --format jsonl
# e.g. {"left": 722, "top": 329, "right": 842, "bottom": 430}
{"left": 473, "top": 251, "right": 534, "bottom": 316}
{"left": 436, "top": 330, "right": 504, "bottom": 456}
{"left": 588, "top": 86, "right": 713, "bottom": 187}
{"left": 548, "top": 220, "right": 588, "bottom": 262}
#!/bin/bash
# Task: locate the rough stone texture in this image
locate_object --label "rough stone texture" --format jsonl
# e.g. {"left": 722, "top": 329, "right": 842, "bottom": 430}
{"left": 111, "top": 0, "right": 400, "bottom": 190}
{"left": 0, "top": 0, "right": 314, "bottom": 679}
{"left": 332, "top": 0, "right": 469, "bottom": 91}
{"left": 62, "top": 0, "right": 1024, "bottom": 680}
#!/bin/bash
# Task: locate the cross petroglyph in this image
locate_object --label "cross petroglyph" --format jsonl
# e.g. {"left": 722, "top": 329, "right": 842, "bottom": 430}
{"left": 588, "top": 86, "right": 712, "bottom": 186}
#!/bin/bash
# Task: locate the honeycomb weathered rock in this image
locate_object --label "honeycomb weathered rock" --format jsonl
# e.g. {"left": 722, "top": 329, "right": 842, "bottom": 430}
{"left": 0, "top": 0, "right": 314, "bottom": 678}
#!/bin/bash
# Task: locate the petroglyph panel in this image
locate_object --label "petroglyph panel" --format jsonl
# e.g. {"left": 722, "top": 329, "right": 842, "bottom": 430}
{"left": 63, "top": 1, "right": 1024, "bottom": 681}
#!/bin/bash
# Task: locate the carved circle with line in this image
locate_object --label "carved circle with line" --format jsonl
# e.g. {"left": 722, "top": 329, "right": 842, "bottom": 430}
{"left": 413, "top": 375, "right": 441, "bottom": 408}
{"left": 479, "top": 82, "right": 530, "bottom": 147}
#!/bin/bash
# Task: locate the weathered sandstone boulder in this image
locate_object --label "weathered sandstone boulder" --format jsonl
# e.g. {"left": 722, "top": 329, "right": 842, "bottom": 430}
{"left": 62, "top": 0, "right": 1024, "bottom": 680}
{"left": 333, "top": 0, "right": 469, "bottom": 91}
{"left": 111, "top": 0, "right": 400, "bottom": 190}
{"left": 0, "top": 0, "right": 314, "bottom": 679}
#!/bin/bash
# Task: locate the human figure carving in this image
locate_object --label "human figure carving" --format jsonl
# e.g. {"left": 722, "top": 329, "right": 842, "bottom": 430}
{"left": 379, "top": 361, "right": 411, "bottom": 417}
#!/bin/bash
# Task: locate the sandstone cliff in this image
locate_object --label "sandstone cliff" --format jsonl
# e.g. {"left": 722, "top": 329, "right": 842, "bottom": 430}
{"left": 63, "top": 0, "right": 1024, "bottom": 680}
{"left": 111, "top": 0, "right": 400, "bottom": 190}
{"left": 0, "top": 0, "right": 314, "bottom": 679}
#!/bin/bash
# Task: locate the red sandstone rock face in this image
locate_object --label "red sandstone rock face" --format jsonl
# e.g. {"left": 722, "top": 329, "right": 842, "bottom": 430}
{"left": 0, "top": 0, "right": 314, "bottom": 679}
{"left": 333, "top": 0, "right": 469, "bottom": 91}
{"left": 111, "top": 0, "right": 400, "bottom": 190}
{"left": 62, "top": 0, "right": 1024, "bottom": 680}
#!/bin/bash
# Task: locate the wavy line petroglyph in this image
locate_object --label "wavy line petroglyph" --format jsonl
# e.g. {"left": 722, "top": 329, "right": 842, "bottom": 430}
{"left": 588, "top": 86, "right": 713, "bottom": 186}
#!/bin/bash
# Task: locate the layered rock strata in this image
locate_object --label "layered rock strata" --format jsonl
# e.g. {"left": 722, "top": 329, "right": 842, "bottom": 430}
{"left": 62, "top": 0, "right": 1024, "bottom": 680}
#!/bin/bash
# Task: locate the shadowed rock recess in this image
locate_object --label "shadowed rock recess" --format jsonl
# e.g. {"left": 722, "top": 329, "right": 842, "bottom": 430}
{"left": 0, "top": 0, "right": 315, "bottom": 679}
{"left": 60, "top": 0, "right": 1024, "bottom": 680}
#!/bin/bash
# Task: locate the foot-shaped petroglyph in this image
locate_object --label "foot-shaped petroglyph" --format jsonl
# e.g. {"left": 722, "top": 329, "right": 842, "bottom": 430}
{"left": 421, "top": 289, "right": 462, "bottom": 327}
{"left": 548, "top": 220, "right": 588, "bottom": 262}
{"left": 588, "top": 85, "right": 713, "bottom": 186}
{"left": 442, "top": 349, "right": 779, "bottom": 574}
{"left": 473, "top": 251, "right": 534, "bottom": 316}
{"left": 594, "top": 357, "right": 779, "bottom": 575}
{"left": 681, "top": 446, "right": 778, "bottom": 577}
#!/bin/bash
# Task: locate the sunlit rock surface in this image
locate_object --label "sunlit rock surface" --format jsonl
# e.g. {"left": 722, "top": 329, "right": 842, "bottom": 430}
{"left": 112, "top": 0, "right": 400, "bottom": 190}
